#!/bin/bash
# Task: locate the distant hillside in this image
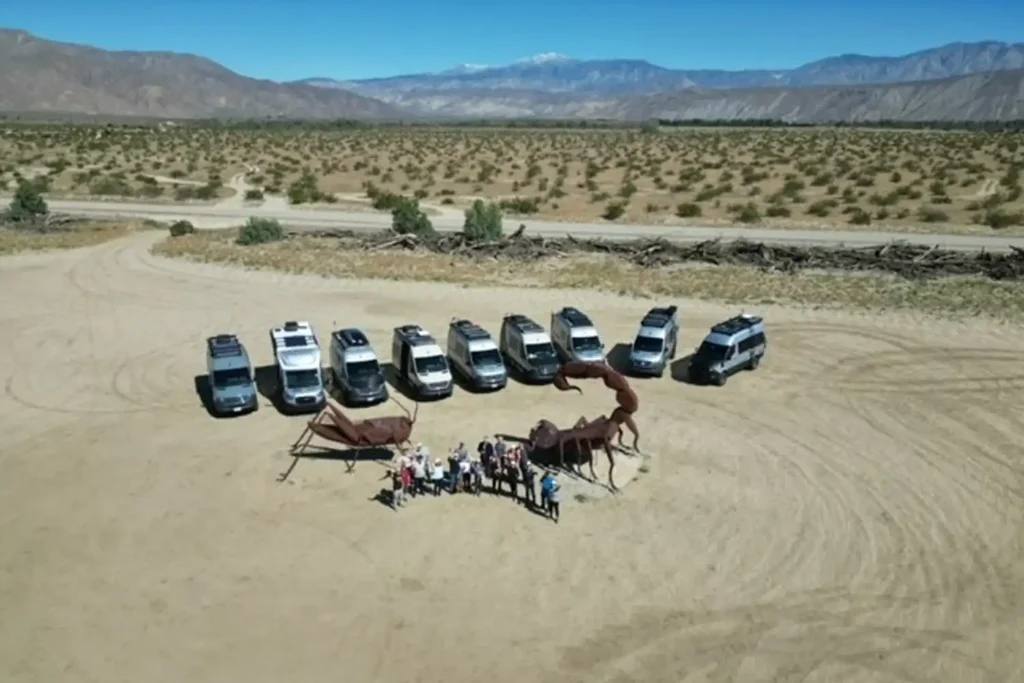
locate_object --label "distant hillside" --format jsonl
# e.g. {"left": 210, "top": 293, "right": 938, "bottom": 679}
{"left": 612, "top": 69, "right": 1024, "bottom": 123}
{"left": 0, "top": 29, "right": 402, "bottom": 120}
{"left": 299, "top": 42, "right": 1024, "bottom": 120}
{"left": 378, "top": 70, "right": 1024, "bottom": 123}
{"left": 325, "top": 41, "right": 1024, "bottom": 100}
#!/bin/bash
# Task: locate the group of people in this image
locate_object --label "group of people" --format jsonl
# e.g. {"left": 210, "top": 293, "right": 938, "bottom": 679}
{"left": 386, "top": 435, "right": 563, "bottom": 522}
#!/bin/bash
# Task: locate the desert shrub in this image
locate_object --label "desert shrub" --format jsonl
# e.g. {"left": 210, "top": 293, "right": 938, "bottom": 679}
{"left": 5, "top": 181, "right": 48, "bottom": 222}
{"left": 371, "top": 191, "right": 407, "bottom": 211}
{"left": 90, "top": 176, "right": 134, "bottom": 196}
{"left": 193, "top": 184, "right": 218, "bottom": 200}
{"left": 464, "top": 199, "right": 503, "bottom": 241}
{"left": 244, "top": 189, "right": 264, "bottom": 201}
{"left": 391, "top": 198, "right": 435, "bottom": 237}
{"left": 848, "top": 209, "right": 872, "bottom": 225}
{"left": 168, "top": 220, "right": 195, "bottom": 237}
{"left": 765, "top": 205, "right": 791, "bottom": 218}
{"left": 287, "top": 172, "right": 327, "bottom": 204}
{"left": 602, "top": 202, "right": 626, "bottom": 220}
{"left": 736, "top": 203, "right": 761, "bottom": 223}
{"left": 675, "top": 202, "right": 701, "bottom": 217}
{"left": 498, "top": 197, "right": 540, "bottom": 214}
{"left": 237, "top": 217, "right": 284, "bottom": 245}
{"left": 983, "top": 209, "right": 1024, "bottom": 229}
{"left": 916, "top": 207, "right": 949, "bottom": 223}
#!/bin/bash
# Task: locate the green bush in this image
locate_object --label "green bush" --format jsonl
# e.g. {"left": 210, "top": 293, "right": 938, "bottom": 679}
{"left": 602, "top": 202, "right": 626, "bottom": 221}
{"left": 983, "top": 209, "right": 1024, "bottom": 229}
{"left": 169, "top": 220, "right": 195, "bottom": 237}
{"left": 765, "top": 205, "right": 791, "bottom": 218}
{"left": 848, "top": 209, "right": 872, "bottom": 225}
{"left": 237, "top": 217, "right": 284, "bottom": 245}
{"left": 463, "top": 199, "right": 503, "bottom": 242}
{"left": 5, "top": 181, "right": 49, "bottom": 222}
{"left": 675, "top": 202, "right": 702, "bottom": 218}
{"left": 916, "top": 207, "right": 949, "bottom": 223}
{"left": 371, "top": 191, "right": 407, "bottom": 211}
{"left": 736, "top": 203, "right": 761, "bottom": 223}
{"left": 287, "top": 172, "right": 327, "bottom": 204}
{"left": 391, "top": 198, "right": 435, "bottom": 237}
{"left": 244, "top": 189, "right": 264, "bottom": 201}
{"left": 498, "top": 197, "right": 541, "bottom": 214}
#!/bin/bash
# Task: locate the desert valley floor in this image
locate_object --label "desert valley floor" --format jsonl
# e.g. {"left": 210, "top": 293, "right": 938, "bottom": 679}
{"left": 1, "top": 232, "right": 1023, "bottom": 683}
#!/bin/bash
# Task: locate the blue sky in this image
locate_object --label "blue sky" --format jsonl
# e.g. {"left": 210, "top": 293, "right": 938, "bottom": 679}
{"left": 2, "top": 0, "right": 1022, "bottom": 81}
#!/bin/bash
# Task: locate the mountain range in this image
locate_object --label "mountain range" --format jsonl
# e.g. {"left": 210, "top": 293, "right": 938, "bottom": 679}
{"left": 1, "top": 27, "right": 1022, "bottom": 122}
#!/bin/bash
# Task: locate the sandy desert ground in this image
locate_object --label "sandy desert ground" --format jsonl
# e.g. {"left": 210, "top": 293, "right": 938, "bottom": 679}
{"left": 2, "top": 231, "right": 1023, "bottom": 683}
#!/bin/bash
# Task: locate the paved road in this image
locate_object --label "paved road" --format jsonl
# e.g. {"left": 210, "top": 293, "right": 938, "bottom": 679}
{"left": 44, "top": 198, "right": 1024, "bottom": 251}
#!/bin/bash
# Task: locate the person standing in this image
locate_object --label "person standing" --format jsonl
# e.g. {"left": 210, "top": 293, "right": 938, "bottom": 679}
{"left": 506, "top": 447, "right": 520, "bottom": 502}
{"left": 391, "top": 468, "right": 405, "bottom": 509}
{"left": 547, "top": 472, "right": 561, "bottom": 523}
{"left": 400, "top": 461, "right": 414, "bottom": 503}
{"left": 430, "top": 458, "right": 445, "bottom": 496}
{"left": 412, "top": 453, "right": 427, "bottom": 497}
{"left": 478, "top": 437, "right": 495, "bottom": 490}
{"left": 521, "top": 459, "right": 537, "bottom": 509}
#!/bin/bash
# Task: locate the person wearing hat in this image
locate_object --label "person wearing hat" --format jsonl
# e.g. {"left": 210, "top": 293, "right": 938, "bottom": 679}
{"left": 430, "top": 457, "right": 445, "bottom": 496}
{"left": 412, "top": 450, "right": 427, "bottom": 497}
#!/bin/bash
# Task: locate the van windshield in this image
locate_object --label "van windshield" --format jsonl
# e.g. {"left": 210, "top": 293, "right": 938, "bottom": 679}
{"left": 415, "top": 355, "right": 449, "bottom": 375}
{"left": 285, "top": 369, "right": 321, "bottom": 389}
{"left": 471, "top": 349, "right": 503, "bottom": 367}
{"left": 696, "top": 341, "right": 730, "bottom": 361}
{"left": 572, "top": 335, "right": 602, "bottom": 352}
{"left": 633, "top": 335, "right": 663, "bottom": 353}
{"left": 525, "top": 342, "right": 557, "bottom": 360}
{"left": 212, "top": 367, "right": 251, "bottom": 389}
{"left": 346, "top": 360, "right": 380, "bottom": 378}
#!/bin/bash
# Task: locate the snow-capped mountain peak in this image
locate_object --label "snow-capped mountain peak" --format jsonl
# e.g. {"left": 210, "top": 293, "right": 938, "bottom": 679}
{"left": 515, "top": 52, "right": 573, "bottom": 65}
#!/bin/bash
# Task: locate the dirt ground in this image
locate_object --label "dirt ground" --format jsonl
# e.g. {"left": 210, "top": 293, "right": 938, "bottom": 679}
{"left": 2, "top": 232, "right": 1023, "bottom": 683}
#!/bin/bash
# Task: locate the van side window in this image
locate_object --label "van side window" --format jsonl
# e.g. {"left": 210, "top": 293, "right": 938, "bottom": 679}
{"left": 738, "top": 336, "right": 753, "bottom": 353}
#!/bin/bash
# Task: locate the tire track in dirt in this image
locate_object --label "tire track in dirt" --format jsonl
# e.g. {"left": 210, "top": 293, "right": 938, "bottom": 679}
{"left": 551, "top": 324, "right": 1019, "bottom": 683}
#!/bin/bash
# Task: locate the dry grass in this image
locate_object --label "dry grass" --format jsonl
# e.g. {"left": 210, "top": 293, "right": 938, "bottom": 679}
{"left": 0, "top": 223, "right": 135, "bottom": 255}
{"left": 2, "top": 125, "right": 1022, "bottom": 232}
{"left": 153, "top": 231, "right": 1024, "bottom": 321}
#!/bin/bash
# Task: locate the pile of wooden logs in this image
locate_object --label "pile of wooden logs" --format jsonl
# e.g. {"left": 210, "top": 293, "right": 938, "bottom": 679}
{"left": 292, "top": 226, "right": 1024, "bottom": 281}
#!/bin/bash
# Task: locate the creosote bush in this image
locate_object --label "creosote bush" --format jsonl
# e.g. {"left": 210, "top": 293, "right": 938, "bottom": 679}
{"left": 391, "top": 197, "right": 435, "bottom": 237}
{"left": 463, "top": 199, "right": 503, "bottom": 242}
{"left": 5, "top": 181, "right": 49, "bottom": 222}
{"left": 169, "top": 220, "right": 195, "bottom": 237}
{"left": 237, "top": 217, "right": 284, "bottom": 245}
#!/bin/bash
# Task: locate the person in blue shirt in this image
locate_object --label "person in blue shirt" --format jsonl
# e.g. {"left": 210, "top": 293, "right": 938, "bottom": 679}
{"left": 540, "top": 471, "right": 560, "bottom": 522}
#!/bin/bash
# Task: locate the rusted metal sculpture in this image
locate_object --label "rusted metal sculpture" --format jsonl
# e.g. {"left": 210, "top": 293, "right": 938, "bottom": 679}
{"left": 528, "top": 361, "right": 641, "bottom": 491}
{"left": 291, "top": 397, "right": 419, "bottom": 462}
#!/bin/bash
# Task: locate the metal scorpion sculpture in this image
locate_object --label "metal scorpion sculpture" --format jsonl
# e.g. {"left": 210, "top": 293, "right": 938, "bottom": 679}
{"left": 528, "top": 361, "right": 640, "bottom": 491}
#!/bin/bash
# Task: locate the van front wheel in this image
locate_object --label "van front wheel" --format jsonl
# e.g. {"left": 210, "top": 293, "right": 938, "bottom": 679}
{"left": 748, "top": 356, "right": 760, "bottom": 371}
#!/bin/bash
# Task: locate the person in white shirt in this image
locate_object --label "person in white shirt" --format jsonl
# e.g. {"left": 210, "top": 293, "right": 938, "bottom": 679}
{"left": 430, "top": 459, "right": 445, "bottom": 496}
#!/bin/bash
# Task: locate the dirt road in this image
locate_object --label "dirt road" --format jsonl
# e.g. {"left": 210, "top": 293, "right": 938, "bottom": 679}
{"left": 1, "top": 231, "right": 1022, "bottom": 682}
{"left": 37, "top": 197, "right": 1024, "bottom": 251}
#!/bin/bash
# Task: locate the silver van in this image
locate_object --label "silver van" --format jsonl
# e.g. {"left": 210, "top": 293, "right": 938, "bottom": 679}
{"left": 447, "top": 318, "right": 507, "bottom": 391}
{"left": 205, "top": 334, "right": 258, "bottom": 415}
{"left": 550, "top": 307, "right": 605, "bottom": 363}
{"left": 688, "top": 314, "right": 767, "bottom": 386}
{"left": 628, "top": 305, "right": 679, "bottom": 377}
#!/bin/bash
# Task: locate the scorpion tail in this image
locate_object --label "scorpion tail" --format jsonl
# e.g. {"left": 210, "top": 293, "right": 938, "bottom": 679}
{"left": 553, "top": 374, "right": 583, "bottom": 394}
